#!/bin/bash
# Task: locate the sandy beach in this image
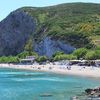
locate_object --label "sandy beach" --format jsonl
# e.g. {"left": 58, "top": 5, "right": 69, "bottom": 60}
{"left": 0, "top": 63, "right": 100, "bottom": 78}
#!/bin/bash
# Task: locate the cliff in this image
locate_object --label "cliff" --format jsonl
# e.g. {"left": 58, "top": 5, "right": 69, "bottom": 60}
{"left": 0, "top": 3, "right": 100, "bottom": 57}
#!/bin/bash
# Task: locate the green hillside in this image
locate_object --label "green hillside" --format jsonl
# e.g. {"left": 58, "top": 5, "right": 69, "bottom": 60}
{"left": 19, "top": 3, "right": 100, "bottom": 48}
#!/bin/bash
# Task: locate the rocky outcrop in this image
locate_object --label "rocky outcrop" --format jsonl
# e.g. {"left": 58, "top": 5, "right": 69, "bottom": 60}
{"left": 85, "top": 87, "right": 100, "bottom": 95}
{"left": 0, "top": 10, "right": 36, "bottom": 56}
{"left": 71, "top": 87, "right": 100, "bottom": 100}
{"left": 33, "top": 37, "right": 75, "bottom": 57}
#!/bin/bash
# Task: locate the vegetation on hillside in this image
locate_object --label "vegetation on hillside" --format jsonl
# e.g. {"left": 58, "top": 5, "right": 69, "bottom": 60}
{"left": 20, "top": 3, "right": 100, "bottom": 48}
{"left": 51, "top": 46, "right": 100, "bottom": 61}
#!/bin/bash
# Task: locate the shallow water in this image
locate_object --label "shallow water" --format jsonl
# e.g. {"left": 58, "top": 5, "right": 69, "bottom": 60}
{"left": 0, "top": 68, "right": 100, "bottom": 100}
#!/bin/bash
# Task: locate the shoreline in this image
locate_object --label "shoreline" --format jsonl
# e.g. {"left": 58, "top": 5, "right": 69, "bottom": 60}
{"left": 0, "top": 64, "right": 100, "bottom": 78}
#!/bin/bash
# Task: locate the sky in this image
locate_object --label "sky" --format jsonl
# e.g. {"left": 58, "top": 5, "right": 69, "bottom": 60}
{"left": 0, "top": 0, "right": 100, "bottom": 21}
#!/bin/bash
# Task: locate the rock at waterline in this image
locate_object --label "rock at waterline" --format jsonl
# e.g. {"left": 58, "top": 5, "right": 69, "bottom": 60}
{"left": 85, "top": 87, "right": 100, "bottom": 95}
{"left": 40, "top": 93, "right": 53, "bottom": 97}
{"left": 85, "top": 88, "right": 94, "bottom": 94}
{"left": 84, "top": 87, "right": 100, "bottom": 99}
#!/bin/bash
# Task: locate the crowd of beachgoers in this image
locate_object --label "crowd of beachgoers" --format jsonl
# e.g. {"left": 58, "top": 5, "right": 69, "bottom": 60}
{"left": 0, "top": 60, "right": 100, "bottom": 78}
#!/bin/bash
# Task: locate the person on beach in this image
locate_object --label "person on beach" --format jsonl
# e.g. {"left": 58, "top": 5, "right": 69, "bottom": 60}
{"left": 66, "top": 64, "right": 71, "bottom": 70}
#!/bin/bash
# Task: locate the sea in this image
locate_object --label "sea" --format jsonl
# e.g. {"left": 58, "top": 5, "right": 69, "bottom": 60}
{"left": 0, "top": 68, "right": 100, "bottom": 100}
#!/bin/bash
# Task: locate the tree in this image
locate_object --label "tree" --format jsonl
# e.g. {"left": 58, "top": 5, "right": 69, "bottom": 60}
{"left": 72, "top": 48, "right": 88, "bottom": 59}
{"left": 53, "top": 54, "right": 77, "bottom": 61}
{"left": 36, "top": 56, "right": 47, "bottom": 62}
{"left": 24, "top": 38, "right": 33, "bottom": 55}
{"left": 94, "top": 50, "right": 100, "bottom": 59}
{"left": 85, "top": 51, "right": 96, "bottom": 60}
{"left": 95, "top": 46, "right": 100, "bottom": 50}
{"left": 17, "top": 51, "right": 38, "bottom": 59}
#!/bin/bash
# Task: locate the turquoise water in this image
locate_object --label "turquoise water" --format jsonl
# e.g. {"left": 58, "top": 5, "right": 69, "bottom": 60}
{"left": 0, "top": 68, "right": 100, "bottom": 100}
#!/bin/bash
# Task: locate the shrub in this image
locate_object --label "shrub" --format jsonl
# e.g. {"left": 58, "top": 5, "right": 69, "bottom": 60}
{"left": 0, "top": 56, "right": 18, "bottom": 63}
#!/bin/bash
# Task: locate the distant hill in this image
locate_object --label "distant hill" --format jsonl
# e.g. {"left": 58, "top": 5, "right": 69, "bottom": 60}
{"left": 0, "top": 3, "right": 100, "bottom": 57}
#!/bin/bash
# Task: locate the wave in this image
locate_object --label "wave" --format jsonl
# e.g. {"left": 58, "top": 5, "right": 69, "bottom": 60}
{"left": 11, "top": 77, "right": 67, "bottom": 82}
{"left": 0, "top": 72, "right": 44, "bottom": 75}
